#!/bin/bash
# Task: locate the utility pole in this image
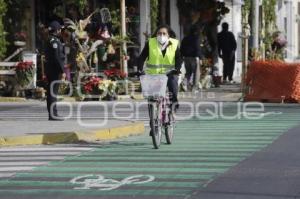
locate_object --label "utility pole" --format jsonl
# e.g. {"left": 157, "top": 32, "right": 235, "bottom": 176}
{"left": 251, "top": 0, "right": 260, "bottom": 49}
{"left": 120, "top": 0, "right": 128, "bottom": 76}
{"left": 241, "top": 18, "right": 251, "bottom": 100}
{"left": 241, "top": 0, "right": 251, "bottom": 100}
{"left": 120, "top": 0, "right": 129, "bottom": 95}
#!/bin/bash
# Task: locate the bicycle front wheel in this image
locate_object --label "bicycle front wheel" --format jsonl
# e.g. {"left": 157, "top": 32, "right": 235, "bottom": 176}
{"left": 149, "top": 102, "right": 162, "bottom": 149}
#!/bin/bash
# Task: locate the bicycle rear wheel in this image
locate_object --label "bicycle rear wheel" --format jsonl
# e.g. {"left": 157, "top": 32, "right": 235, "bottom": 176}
{"left": 149, "top": 102, "right": 162, "bottom": 149}
{"left": 165, "top": 111, "right": 174, "bottom": 144}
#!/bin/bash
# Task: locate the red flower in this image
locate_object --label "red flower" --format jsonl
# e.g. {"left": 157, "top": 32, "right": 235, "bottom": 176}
{"left": 103, "top": 68, "right": 127, "bottom": 80}
{"left": 15, "top": 61, "right": 34, "bottom": 87}
{"left": 83, "top": 76, "right": 103, "bottom": 94}
{"left": 84, "top": 84, "right": 93, "bottom": 93}
{"left": 16, "top": 61, "right": 33, "bottom": 71}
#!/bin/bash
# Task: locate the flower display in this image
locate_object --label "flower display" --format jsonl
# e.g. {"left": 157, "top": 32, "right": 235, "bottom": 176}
{"left": 83, "top": 76, "right": 103, "bottom": 94}
{"left": 82, "top": 75, "right": 117, "bottom": 100}
{"left": 15, "top": 61, "right": 34, "bottom": 87}
{"left": 99, "top": 80, "right": 117, "bottom": 97}
{"left": 103, "top": 68, "right": 126, "bottom": 80}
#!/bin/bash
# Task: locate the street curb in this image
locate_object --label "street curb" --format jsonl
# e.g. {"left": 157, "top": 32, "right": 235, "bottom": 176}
{"left": 0, "top": 97, "right": 27, "bottom": 102}
{"left": 0, "top": 122, "right": 145, "bottom": 146}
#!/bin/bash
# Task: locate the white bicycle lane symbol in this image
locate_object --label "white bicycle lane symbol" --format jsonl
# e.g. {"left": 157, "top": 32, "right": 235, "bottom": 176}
{"left": 70, "top": 174, "right": 155, "bottom": 191}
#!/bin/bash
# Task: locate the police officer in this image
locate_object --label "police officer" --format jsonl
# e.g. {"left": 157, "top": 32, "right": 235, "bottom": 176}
{"left": 45, "top": 21, "right": 65, "bottom": 121}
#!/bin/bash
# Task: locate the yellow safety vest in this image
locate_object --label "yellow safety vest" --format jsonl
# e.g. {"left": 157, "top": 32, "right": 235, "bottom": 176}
{"left": 146, "top": 37, "right": 179, "bottom": 74}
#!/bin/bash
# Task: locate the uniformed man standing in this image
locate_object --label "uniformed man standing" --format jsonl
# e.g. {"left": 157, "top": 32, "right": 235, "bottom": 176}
{"left": 45, "top": 21, "right": 65, "bottom": 121}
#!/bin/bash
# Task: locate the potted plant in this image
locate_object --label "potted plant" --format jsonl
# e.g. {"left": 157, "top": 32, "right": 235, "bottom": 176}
{"left": 15, "top": 61, "right": 34, "bottom": 88}
{"left": 14, "top": 31, "right": 27, "bottom": 47}
{"left": 82, "top": 75, "right": 117, "bottom": 101}
{"left": 100, "top": 80, "right": 117, "bottom": 101}
{"left": 104, "top": 68, "right": 127, "bottom": 94}
{"left": 103, "top": 68, "right": 126, "bottom": 81}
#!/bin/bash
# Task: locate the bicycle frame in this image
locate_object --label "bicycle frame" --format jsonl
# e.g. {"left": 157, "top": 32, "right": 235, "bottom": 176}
{"left": 147, "top": 95, "right": 171, "bottom": 126}
{"left": 140, "top": 74, "right": 175, "bottom": 149}
{"left": 146, "top": 91, "right": 174, "bottom": 149}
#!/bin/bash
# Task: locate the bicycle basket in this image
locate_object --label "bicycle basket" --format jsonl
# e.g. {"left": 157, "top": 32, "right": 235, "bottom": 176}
{"left": 140, "top": 75, "right": 168, "bottom": 98}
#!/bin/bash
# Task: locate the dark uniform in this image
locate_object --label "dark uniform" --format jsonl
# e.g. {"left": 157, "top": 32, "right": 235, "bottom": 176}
{"left": 217, "top": 23, "right": 237, "bottom": 82}
{"left": 45, "top": 21, "right": 65, "bottom": 120}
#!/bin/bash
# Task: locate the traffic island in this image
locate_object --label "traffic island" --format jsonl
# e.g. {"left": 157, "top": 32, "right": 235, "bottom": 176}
{"left": 0, "top": 97, "right": 27, "bottom": 102}
{"left": 0, "top": 121, "right": 145, "bottom": 146}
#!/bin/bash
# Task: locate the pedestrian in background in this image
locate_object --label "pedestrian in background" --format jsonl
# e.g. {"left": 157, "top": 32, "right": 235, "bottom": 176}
{"left": 217, "top": 22, "right": 237, "bottom": 83}
{"left": 138, "top": 24, "right": 183, "bottom": 112}
{"left": 180, "top": 25, "right": 203, "bottom": 91}
{"left": 45, "top": 21, "right": 65, "bottom": 121}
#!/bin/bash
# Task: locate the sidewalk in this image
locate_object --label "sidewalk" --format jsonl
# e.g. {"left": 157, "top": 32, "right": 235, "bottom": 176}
{"left": 178, "top": 83, "right": 242, "bottom": 102}
{"left": 0, "top": 83, "right": 243, "bottom": 103}
{"left": 131, "top": 83, "right": 242, "bottom": 102}
{"left": 0, "top": 83, "right": 241, "bottom": 147}
{"left": 0, "top": 119, "right": 145, "bottom": 146}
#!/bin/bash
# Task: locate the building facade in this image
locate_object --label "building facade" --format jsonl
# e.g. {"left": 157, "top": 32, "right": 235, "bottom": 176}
{"left": 5, "top": 0, "right": 246, "bottom": 81}
{"left": 276, "top": 0, "right": 300, "bottom": 61}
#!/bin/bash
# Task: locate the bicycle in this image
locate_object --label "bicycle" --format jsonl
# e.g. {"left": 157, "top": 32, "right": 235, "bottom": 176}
{"left": 140, "top": 73, "right": 175, "bottom": 149}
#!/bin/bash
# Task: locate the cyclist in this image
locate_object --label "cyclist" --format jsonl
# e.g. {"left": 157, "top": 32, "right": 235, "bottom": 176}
{"left": 137, "top": 25, "right": 183, "bottom": 112}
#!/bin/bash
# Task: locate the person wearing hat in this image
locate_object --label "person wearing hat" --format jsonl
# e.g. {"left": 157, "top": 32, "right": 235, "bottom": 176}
{"left": 45, "top": 21, "right": 66, "bottom": 121}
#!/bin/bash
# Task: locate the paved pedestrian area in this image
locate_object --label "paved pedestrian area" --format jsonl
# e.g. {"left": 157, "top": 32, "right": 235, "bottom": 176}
{"left": 0, "top": 105, "right": 300, "bottom": 198}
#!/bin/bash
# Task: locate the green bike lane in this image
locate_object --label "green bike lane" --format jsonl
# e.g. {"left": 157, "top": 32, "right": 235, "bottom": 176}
{"left": 1, "top": 105, "right": 300, "bottom": 199}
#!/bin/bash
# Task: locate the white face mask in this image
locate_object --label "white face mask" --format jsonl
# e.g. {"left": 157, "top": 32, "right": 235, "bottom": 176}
{"left": 157, "top": 35, "right": 168, "bottom": 44}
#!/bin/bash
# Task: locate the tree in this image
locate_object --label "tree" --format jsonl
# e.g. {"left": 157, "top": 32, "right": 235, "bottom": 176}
{"left": 159, "top": 0, "right": 167, "bottom": 25}
{"left": 243, "top": 0, "right": 278, "bottom": 60}
{"left": 150, "top": 0, "right": 159, "bottom": 34}
{"left": 0, "top": 0, "right": 7, "bottom": 60}
{"left": 262, "top": 0, "right": 278, "bottom": 59}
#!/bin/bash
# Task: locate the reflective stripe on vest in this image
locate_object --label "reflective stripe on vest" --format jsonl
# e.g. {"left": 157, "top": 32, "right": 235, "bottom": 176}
{"left": 146, "top": 37, "right": 179, "bottom": 75}
{"left": 146, "top": 64, "right": 173, "bottom": 74}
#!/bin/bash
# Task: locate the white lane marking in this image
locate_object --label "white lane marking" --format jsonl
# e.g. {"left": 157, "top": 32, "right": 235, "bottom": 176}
{"left": 0, "top": 157, "right": 66, "bottom": 161}
{"left": 0, "top": 162, "right": 49, "bottom": 166}
{"left": 0, "top": 167, "right": 35, "bottom": 172}
{"left": 0, "top": 173, "right": 15, "bottom": 178}
{"left": 70, "top": 174, "right": 155, "bottom": 191}
{"left": 0, "top": 152, "right": 82, "bottom": 156}
{"left": 0, "top": 147, "right": 93, "bottom": 152}
{"left": 0, "top": 146, "right": 94, "bottom": 179}
{"left": 240, "top": 111, "right": 283, "bottom": 116}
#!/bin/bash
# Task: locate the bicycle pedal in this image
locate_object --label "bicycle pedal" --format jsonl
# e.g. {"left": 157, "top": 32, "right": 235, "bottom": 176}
{"left": 149, "top": 130, "right": 153, "bottom": 136}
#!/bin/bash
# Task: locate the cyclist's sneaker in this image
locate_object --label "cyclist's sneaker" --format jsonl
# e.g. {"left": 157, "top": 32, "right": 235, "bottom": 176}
{"left": 174, "top": 104, "right": 179, "bottom": 113}
{"left": 170, "top": 103, "right": 179, "bottom": 113}
{"left": 149, "top": 129, "right": 153, "bottom": 136}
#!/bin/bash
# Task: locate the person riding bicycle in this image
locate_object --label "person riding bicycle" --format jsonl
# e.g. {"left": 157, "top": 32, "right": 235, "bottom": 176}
{"left": 137, "top": 25, "right": 183, "bottom": 112}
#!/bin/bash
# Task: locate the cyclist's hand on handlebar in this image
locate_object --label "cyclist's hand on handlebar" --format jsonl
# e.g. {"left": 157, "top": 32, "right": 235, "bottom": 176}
{"left": 136, "top": 70, "right": 145, "bottom": 77}
{"left": 168, "top": 69, "right": 181, "bottom": 76}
